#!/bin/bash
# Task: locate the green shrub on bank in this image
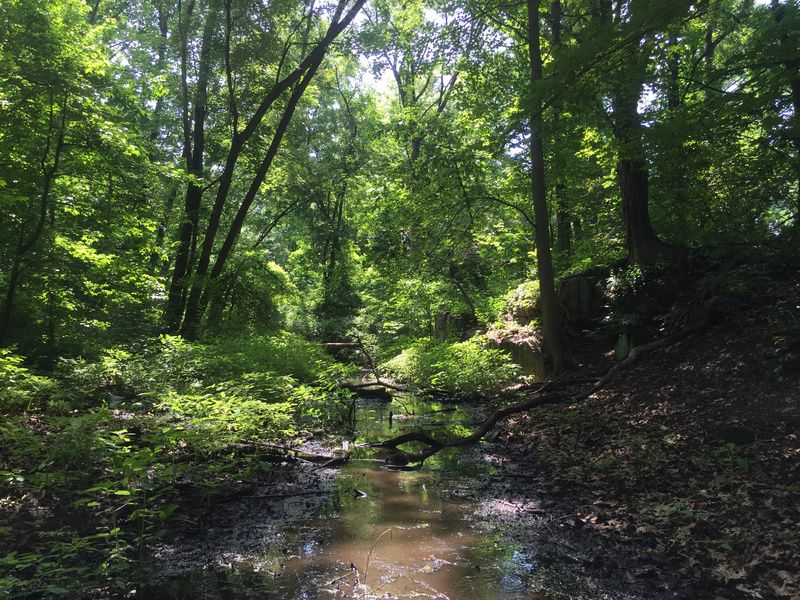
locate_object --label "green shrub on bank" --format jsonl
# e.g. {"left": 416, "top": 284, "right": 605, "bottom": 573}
{"left": 0, "top": 349, "right": 61, "bottom": 412}
{"left": 382, "top": 338, "right": 519, "bottom": 396}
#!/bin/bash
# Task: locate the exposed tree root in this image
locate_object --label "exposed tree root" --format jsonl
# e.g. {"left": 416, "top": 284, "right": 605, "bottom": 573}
{"left": 592, "top": 316, "right": 717, "bottom": 390}
{"left": 371, "top": 317, "right": 718, "bottom": 461}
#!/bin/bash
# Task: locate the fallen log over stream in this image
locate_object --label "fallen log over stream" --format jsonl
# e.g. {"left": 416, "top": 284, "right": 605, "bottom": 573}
{"left": 340, "top": 380, "right": 409, "bottom": 401}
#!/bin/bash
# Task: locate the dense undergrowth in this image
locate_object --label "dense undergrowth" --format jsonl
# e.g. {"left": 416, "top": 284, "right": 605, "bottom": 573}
{"left": 0, "top": 328, "right": 521, "bottom": 597}
{"left": 0, "top": 333, "right": 353, "bottom": 597}
{"left": 381, "top": 337, "right": 520, "bottom": 396}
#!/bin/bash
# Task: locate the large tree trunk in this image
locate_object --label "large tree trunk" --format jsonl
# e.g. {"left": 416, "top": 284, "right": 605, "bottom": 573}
{"left": 612, "top": 70, "right": 671, "bottom": 264}
{"left": 528, "top": 0, "right": 566, "bottom": 374}
{"left": 616, "top": 155, "right": 662, "bottom": 264}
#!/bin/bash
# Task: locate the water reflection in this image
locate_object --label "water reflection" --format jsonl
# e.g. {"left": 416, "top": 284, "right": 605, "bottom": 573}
{"left": 143, "top": 396, "right": 542, "bottom": 599}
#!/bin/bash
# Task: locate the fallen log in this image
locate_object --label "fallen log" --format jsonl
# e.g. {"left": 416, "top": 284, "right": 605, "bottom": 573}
{"left": 592, "top": 315, "right": 717, "bottom": 390}
{"left": 369, "top": 391, "right": 568, "bottom": 453}
{"left": 343, "top": 379, "right": 409, "bottom": 392}
{"left": 341, "top": 383, "right": 393, "bottom": 400}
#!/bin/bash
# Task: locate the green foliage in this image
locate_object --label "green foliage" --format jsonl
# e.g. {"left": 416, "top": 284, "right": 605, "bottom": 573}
{"left": 0, "top": 0, "right": 798, "bottom": 594}
{"left": 382, "top": 337, "right": 519, "bottom": 396}
{"left": 0, "top": 333, "right": 353, "bottom": 596}
{"left": 0, "top": 349, "right": 59, "bottom": 411}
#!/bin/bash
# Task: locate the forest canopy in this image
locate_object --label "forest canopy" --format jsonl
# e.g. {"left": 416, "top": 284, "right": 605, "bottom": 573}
{"left": 1, "top": 0, "right": 797, "bottom": 359}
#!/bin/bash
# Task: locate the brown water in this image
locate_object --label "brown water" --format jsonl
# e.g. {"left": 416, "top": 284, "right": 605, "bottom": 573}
{"left": 144, "top": 397, "right": 549, "bottom": 599}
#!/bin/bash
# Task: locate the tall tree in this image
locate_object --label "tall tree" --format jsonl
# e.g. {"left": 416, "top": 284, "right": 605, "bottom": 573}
{"left": 163, "top": 0, "right": 218, "bottom": 332}
{"left": 177, "top": 0, "right": 368, "bottom": 338}
{"left": 527, "top": 0, "right": 566, "bottom": 373}
{"left": 601, "top": 0, "right": 690, "bottom": 263}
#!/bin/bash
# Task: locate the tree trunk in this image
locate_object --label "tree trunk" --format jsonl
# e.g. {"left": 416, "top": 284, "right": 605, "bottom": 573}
{"left": 528, "top": 0, "right": 566, "bottom": 374}
{"left": 0, "top": 253, "right": 23, "bottom": 346}
{"left": 180, "top": 44, "right": 326, "bottom": 339}
{"left": 164, "top": 3, "right": 216, "bottom": 333}
{"left": 0, "top": 92, "right": 67, "bottom": 346}
{"left": 612, "top": 74, "right": 668, "bottom": 264}
{"left": 616, "top": 156, "right": 661, "bottom": 264}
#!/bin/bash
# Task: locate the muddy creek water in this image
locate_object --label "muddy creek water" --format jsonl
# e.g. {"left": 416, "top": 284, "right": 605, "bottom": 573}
{"left": 146, "top": 396, "right": 552, "bottom": 599}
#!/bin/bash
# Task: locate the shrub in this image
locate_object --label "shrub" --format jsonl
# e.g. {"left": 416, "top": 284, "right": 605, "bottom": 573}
{"left": 0, "top": 349, "right": 59, "bottom": 412}
{"left": 382, "top": 337, "right": 519, "bottom": 396}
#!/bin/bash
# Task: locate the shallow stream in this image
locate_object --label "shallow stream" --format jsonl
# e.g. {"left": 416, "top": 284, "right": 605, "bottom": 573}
{"left": 145, "top": 395, "right": 551, "bottom": 599}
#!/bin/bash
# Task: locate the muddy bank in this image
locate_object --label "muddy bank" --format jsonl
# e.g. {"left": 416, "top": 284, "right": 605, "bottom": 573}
{"left": 487, "top": 269, "right": 800, "bottom": 600}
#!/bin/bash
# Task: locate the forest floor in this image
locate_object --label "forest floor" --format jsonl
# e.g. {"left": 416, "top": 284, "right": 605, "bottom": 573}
{"left": 477, "top": 262, "right": 800, "bottom": 599}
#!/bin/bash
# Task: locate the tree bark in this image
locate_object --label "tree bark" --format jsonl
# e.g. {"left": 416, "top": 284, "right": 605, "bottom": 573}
{"left": 528, "top": 0, "right": 567, "bottom": 374}
{"left": 612, "top": 70, "right": 667, "bottom": 264}
{"left": 180, "top": 42, "right": 327, "bottom": 338}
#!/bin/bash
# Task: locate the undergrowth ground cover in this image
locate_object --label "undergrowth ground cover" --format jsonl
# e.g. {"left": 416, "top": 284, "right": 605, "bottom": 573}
{"left": 0, "top": 333, "right": 353, "bottom": 597}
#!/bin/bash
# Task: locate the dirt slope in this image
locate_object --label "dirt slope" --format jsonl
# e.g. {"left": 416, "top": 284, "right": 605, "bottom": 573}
{"left": 492, "top": 261, "right": 800, "bottom": 599}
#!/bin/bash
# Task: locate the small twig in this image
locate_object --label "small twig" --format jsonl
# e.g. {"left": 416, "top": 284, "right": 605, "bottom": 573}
{"left": 327, "top": 568, "right": 357, "bottom": 586}
{"left": 362, "top": 527, "right": 392, "bottom": 597}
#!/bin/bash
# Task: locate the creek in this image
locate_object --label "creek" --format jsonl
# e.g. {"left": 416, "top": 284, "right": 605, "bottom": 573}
{"left": 143, "top": 394, "right": 558, "bottom": 599}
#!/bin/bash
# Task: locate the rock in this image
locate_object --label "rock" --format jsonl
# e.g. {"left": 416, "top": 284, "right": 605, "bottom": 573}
{"left": 508, "top": 281, "right": 541, "bottom": 323}
{"left": 487, "top": 329, "right": 545, "bottom": 379}
{"left": 559, "top": 273, "right": 606, "bottom": 327}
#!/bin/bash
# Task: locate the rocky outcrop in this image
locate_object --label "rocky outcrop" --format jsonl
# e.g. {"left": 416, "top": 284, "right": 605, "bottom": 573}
{"left": 558, "top": 271, "right": 607, "bottom": 329}
{"left": 486, "top": 326, "right": 545, "bottom": 380}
